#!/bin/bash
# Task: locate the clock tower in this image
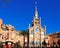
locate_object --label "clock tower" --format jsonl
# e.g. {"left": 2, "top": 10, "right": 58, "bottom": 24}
{"left": 28, "top": 2, "right": 46, "bottom": 47}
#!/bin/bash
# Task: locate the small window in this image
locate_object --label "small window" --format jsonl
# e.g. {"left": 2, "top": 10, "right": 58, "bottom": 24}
{"left": 5, "top": 33, "right": 9, "bottom": 40}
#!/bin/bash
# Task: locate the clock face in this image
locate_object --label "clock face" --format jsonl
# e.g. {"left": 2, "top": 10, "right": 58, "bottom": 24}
{"left": 35, "top": 28, "right": 40, "bottom": 32}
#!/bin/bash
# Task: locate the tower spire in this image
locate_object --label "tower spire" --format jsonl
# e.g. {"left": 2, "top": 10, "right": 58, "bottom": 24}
{"left": 35, "top": 2, "right": 38, "bottom": 18}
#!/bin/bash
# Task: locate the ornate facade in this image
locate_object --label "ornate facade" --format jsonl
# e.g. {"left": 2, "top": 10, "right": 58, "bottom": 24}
{"left": 28, "top": 5, "right": 46, "bottom": 47}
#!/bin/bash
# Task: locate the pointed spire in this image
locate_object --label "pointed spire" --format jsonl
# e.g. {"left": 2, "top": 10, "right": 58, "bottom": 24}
{"left": 35, "top": 2, "right": 38, "bottom": 18}
{"left": 29, "top": 24, "right": 30, "bottom": 28}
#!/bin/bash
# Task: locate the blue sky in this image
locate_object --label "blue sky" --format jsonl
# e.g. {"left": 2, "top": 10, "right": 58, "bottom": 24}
{"left": 0, "top": 0, "right": 60, "bottom": 34}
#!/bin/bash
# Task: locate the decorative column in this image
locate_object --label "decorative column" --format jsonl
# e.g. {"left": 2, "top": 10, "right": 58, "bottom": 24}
{"left": 0, "top": 19, "right": 2, "bottom": 30}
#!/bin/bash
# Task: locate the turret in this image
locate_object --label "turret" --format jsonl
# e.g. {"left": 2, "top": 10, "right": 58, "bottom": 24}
{"left": 28, "top": 24, "right": 30, "bottom": 29}
{"left": 34, "top": 2, "right": 38, "bottom": 19}
{"left": 0, "top": 18, "right": 3, "bottom": 29}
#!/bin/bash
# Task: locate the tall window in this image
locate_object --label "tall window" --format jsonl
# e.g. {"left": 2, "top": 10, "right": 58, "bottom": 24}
{"left": 25, "top": 39, "right": 27, "bottom": 45}
{"left": 30, "top": 41, "right": 34, "bottom": 45}
{"left": 2, "top": 35, "right": 4, "bottom": 39}
{"left": 5, "top": 33, "right": 9, "bottom": 40}
{"left": 30, "top": 30, "right": 34, "bottom": 34}
{"left": 36, "top": 41, "right": 40, "bottom": 45}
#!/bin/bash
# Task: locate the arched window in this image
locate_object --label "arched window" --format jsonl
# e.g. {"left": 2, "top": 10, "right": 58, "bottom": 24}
{"left": 2, "top": 35, "right": 4, "bottom": 39}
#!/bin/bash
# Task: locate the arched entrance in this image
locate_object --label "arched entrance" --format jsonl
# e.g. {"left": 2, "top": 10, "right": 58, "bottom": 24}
{"left": 2, "top": 41, "right": 14, "bottom": 48}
